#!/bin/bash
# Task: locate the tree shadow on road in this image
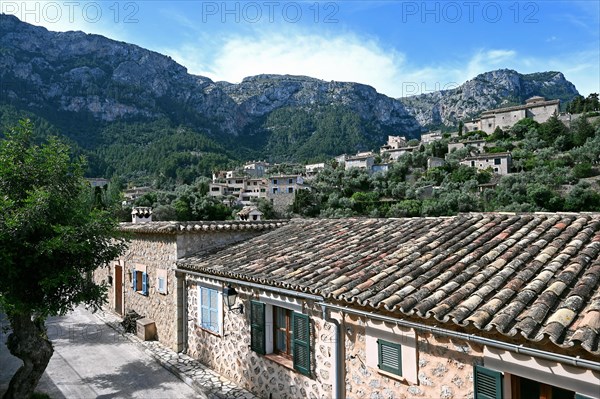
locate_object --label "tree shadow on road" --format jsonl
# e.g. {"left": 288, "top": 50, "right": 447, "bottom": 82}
{"left": 81, "top": 360, "right": 191, "bottom": 399}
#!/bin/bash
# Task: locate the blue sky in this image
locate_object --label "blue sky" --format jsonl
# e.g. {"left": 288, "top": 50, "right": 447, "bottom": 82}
{"left": 3, "top": 1, "right": 599, "bottom": 97}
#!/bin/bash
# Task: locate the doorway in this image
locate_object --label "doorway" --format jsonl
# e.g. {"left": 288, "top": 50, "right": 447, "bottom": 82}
{"left": 115, "top": 265, "right": 123, "bottom": 315}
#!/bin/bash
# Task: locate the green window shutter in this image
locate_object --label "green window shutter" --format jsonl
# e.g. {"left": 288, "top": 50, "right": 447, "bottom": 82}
{"left": 142, "top": 272, "right": 148, "bottom": 296}
{"left": 575, "top": 395, "right": 593, "bottom": 399}
{"left": 377, "top": 339, "right": 402, "bottom": 375}
{"left": 292, "top": 312, "right": 311, "bottom": 376}
{"left": 250, "top": 301, "right": 266, "bottom": 355}
{"left": 132, "top": 269, "right": 137, "bottom": 290}
{"left": 474, "top": 365, "right": 503, "bottom": 399}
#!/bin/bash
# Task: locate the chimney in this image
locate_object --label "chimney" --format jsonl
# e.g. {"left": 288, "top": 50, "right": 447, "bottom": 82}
{"left": 132, "top": 207, "right": 152, "bottom": 223}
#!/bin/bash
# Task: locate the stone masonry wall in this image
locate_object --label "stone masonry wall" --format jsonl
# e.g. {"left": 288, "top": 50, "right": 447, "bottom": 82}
{"left": 177, "top": 229, "right": 269, "bottom": 258}
{"left": 120, "top": 234, "right": 180, "bottom": 350}
{"left": 527, "top": 102, "right": 559, "bottom": 123}
{"left": 186, "top": 279, "right": 335, "bottom": 399}
{"left": 344, "top": 314, "right": 483, "bottom": 399}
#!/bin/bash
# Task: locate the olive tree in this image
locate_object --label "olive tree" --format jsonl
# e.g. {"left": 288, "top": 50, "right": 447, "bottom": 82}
{"left": 0, "top": 120, "right": 127, "bottom": 399}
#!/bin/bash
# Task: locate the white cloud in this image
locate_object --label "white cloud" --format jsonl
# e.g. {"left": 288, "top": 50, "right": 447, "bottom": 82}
{"left": 464, "top": 49, "right": 517, "bottom": 82}
{"left": 165, "top": 29, "right": 599, "bottom": 98}
{"left": 163, "top": 30, "right": 467, "bottom": 98}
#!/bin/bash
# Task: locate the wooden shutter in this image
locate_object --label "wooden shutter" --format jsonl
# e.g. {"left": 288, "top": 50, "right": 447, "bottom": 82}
{"left": 474, "top": 365, "right": 503, "bottom": 399}
{"left": 250, "top": 301, "right": 266, "bottom": 355}
{"left": 292, "top": 312, "right": 310, "bottom": 376}
{"left": 132, "top": 269, "right": 137, "bottom": 290}
{"left": 377, "top": 339, "right": 402, "bottom": 375}
{"left": 142, "top": 272, "right": 148, "bottom": 296}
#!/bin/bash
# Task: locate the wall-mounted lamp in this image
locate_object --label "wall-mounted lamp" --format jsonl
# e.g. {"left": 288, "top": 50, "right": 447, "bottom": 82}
{"left": 223, "top": 285, "right": 244, "bottom": 314}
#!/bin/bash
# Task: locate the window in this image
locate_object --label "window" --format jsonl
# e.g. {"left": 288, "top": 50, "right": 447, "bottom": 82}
{"left": 511, "top": 376, "right": 580, "bottom": 399}
{"left": 273, "top": 179, "right": 278, "bottom": 185}
{"left": 157, "top": 277, "right": 166, "bottom": 293}
{"left": 471, "top": 161, "right": 475, "bottom": 167}
{"left": 494, "top": 158, "right": 501, "bottom": 165}
{"left": 132, "top": 267, "right": 148, "bottom": 296}
{"left": 377, "top": 339, "right": 402, "bottom": 376}
{"left": 236, "top": 179, "right": 243, "bottom": 184}
{"left": 272, "top": 188, "right": 278, "bottom": 194}
{"left": 211, "top": 187, "right": 220, "bottom": 192}
{"left": 250, "top": 301, "right": 311, "bottom": 376}
{"left": 274, "top": 307, "right": 292, "bottom": 357}
{"left": 199, "top": 286, "right": 221, "bottom": 334}
{"left": 288, "top": 187, "right": 294, "bottom": 194}
{"left": 365, "top": 323, "right": 417, "bottom": 383}
{"left": 288, "top": 178, "right": 293, "bottom": 184}
{"left": 156, "top": 269, "right": 168, "bottom": 294}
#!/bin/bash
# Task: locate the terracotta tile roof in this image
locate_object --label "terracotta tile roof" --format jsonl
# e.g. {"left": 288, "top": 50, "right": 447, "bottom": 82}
{"left": 119, "top": 220, "right": 287, "bottom": 234}
{"left": 178, "top": 213, "right": 600, "bottom": 355}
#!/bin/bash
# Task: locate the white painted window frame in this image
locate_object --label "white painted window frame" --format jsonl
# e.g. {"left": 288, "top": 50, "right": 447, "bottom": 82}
{"left": 365, "top": 321, "right": 418, "bottom": 384}
{"left": 197, "top": 279, "right": 223, "bottom": 336}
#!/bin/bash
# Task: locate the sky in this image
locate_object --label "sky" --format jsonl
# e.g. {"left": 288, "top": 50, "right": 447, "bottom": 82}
{"left": 3, "top": 1, "right": 599, "bottom": 97}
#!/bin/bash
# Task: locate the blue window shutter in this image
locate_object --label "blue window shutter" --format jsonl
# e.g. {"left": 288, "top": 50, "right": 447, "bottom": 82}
{"left": 142, "top": 272, "right": 148, "bottom": 296}
{"left": 132, "top": 269, "right": 137, "bottom": 290}
{"left": 292, "top": 312, "right": 311, "bottom": 376}
{"left": 474, "top": 365, "right": 502, "bottom": 399}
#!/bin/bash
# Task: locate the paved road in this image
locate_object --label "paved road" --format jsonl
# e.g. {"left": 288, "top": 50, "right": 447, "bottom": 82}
{"left": 1, "top": 307, "right": 198, "bottom": 398}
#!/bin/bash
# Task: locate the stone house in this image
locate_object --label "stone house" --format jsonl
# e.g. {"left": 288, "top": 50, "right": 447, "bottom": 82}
{"left": 380, "top": 135, "right": 407, "bottom": 152}
{"left": 93, "top": 220, "right": 285, "bottom": 351}
{"left": 464, "top": 96, "right": 560, "bottom": 134}
{"left": 177, "top": 214, "right": 600, "bottom": 399}
{"left": 236, "top": 206, "right": 263, "bottom": 221}
{"left": 460, "top": 152, "right": 512, "bottom": 175}
{"left": 244, "top": 161, "right": 270, "bottom": 177}
{"left": 345, "top": 154, "right": 375, "bottom": 171}
{"left": 427, "top": 156, "right": 445, "bottom": 169}
{"left": 420, "top": 131, "right": 443, "bottom": 144}
{"left": 265, "top": 175, "right": 306, "bottom": 215}
{"left": 383, "top": 146, "right": 420, "bottom": 162}
{"left": 305, "top": 163, "right": 326, "bottom": 179}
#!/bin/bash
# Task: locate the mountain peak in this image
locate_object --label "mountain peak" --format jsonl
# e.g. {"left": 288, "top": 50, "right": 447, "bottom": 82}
{"left": 402, "top": 68, "right": 579, "bottom": 128}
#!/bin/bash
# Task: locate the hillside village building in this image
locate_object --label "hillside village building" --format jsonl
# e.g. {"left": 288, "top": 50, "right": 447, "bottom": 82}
{"left": 92, "top": 218, "right": 285, "bottom": 352}
{"left": 96, "top": 213, "right": 600, "bottom": 399}
{"left": 420, "top": 130, "right": 443, "bottom": 144}
{"left": 344, "top": 153, "right": 375, "bottom": 171}
{"left": 464, "top": 96, "right": 560, "bottom": 134}
{"left": 460, "top": 152, "right": 512, "bottom": 175}
{"left": 380, "top": 135, "right": 407, "bottom": 152}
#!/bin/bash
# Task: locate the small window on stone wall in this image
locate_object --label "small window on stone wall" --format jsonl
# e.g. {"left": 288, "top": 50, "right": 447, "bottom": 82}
{"left": 132, "top": 269, "right": 148, "bottom": 296}
{"left": 156, "top": 269, "right": 168, "bottom": 295}
{"left": 365, "top": 322, "right": 418, "bottom": 384}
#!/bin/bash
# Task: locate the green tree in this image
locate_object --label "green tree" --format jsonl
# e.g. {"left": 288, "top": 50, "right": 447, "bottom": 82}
{"left": 0, "top": 120, "right": 127, "bottom": 399}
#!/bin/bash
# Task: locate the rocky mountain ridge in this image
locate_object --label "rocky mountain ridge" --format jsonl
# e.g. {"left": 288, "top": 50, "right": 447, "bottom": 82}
{"left": 0, "top": 14, "right": 581, "bottom": 170}
{"left": 402, "top": 69, "right": 579, "bottom": 128}
{"left": 0, "top": 14, "right": 419, "bottom": 141}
